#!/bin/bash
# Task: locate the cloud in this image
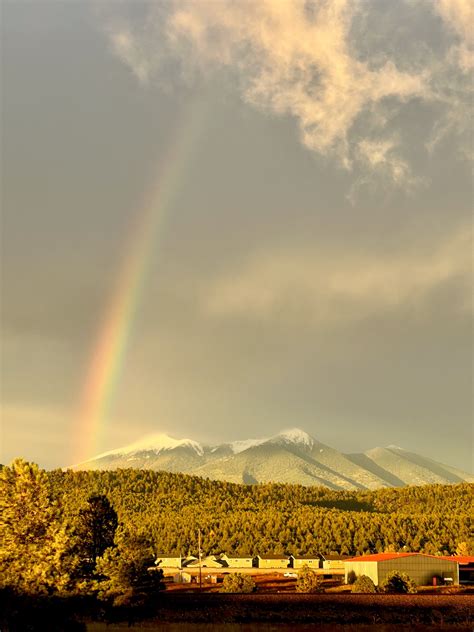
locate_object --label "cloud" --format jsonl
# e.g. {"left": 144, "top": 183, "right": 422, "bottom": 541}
{"left": 356, "top": 138, "right": 409, "bottom": 184}
{"left": 433, "top": 0, "right": 473, "bottom": 73}
{"left": 109, "top": 28, "right": 151, "bottom": 85}
{"left": 200, "top": 225, "right": 472, "bottom": 327}
{"left": 424, "top": 0, "right": 473, "bottom": 159}
{"left": 167, "top": 1, "right": 427, "bottom": 170}
{"left": 103, "top": 0, "right": 472, "bottom": 186}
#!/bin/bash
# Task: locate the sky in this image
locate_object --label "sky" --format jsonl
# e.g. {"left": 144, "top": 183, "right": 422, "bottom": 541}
{"left": 1, "top": 0, "right": 472, "bottom": 471}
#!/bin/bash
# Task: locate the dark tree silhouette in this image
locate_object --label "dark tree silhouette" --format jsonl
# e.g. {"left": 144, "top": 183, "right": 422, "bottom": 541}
{"left": 75, "top": 494, "right": 118, "bottom": 566}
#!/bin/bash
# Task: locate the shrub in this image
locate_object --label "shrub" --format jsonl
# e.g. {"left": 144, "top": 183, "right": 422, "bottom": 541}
{"left": 219, "top": 573, "right": 255, "bottom": 593}
{"left": 381, "top": 571, "right": 417, "bottom": 594}
{"left": 351, "top": 574, "right": 377, "bottom": 593}
{"left": 296, "top": 565, "right": 324, "bottom": 593}
{"left": 346, "top": 570, "right": 357, "bottom": 585}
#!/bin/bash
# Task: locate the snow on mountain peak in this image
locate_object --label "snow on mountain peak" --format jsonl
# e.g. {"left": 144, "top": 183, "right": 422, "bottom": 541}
{"left": 229, "top": 437, "right": 268, "bottom": 454}
{"left": 274, "top": 428, "right": 315, "bottom": 448}
{"left": 227, "top": 428, "right": 315, "bottom": 454}
{"left": 91, "top": 433, "right": 204, "bottom": 460}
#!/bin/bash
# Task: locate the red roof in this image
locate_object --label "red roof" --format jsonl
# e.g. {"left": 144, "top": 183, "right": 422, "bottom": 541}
{"left": 346, "top": 553, "right": 460, "bottom": 563}
{"left": 346, "top": 553, "right": 413, "bottom": 563}
{"left": 450, "top": 556, "right": 474, "bottom": 565}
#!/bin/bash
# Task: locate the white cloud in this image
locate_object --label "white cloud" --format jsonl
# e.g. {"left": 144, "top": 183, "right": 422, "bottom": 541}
{"left": 357, "top": 137, "right": 412, "bottom": 184}
{"left": 109, "top": 28, "right": 151, "bottom": 85}
{"left": 167, "top": 0, "right": 427, "bottom": 171}
{"left": 433, "top": 0, "right": 473, "bottom": 72}
{"left": 102, "top": 0, "right": 472, "bottom": 185}
{"left": 423, "top": 0, "right": 473, "bottom": 161}
{"left": 201, "top": 225, "right": 472, "bottom": 327}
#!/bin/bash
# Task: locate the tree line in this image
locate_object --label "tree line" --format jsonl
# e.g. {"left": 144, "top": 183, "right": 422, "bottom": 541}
{"left": 51, "top": 466, "right": 472, "bottom": 558}
{"left": 1, "top": 459, "right": 472, "bottom": 602}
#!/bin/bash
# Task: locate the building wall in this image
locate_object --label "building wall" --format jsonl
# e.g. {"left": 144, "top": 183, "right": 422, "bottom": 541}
{"left": 344, "top": 561, "right": 378, "bottom": 585}
{"left": 258, "top": 558, "right": 289, "bottom": 568}
{"left": 293, "top": 559, "right": 320, "bottom": 569}
{"left": 323, "top": 560, "right": 345, "bottom": 570}
{"left": 378, "top": 557, "right": 459, "bottom": 586}
{"left": 224, "top": 558, "right": 254, "bottom": 568}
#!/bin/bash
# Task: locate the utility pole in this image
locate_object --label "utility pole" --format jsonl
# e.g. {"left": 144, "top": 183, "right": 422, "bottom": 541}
{"left": 198, "top": 527, "right": 202, "bottom": 592}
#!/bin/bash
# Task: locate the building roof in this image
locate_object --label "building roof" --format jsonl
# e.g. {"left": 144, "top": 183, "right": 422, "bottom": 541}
{"left": 346, "top": 553, "right": 459, "bottom": 563}
{"left": 291, "top": 555, "right": 322, "bottom": 560}
{"left": 450, "top": 556, "right": 474, "bottom": 565}
{"left": 258, "top": 554, "right": 289, "bottom": 559}
{"left": 322, "top": 554, "right": 349, "bottom": 560}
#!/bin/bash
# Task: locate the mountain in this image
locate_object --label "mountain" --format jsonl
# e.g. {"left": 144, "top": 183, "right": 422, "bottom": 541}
{"left": 70, "top": 427, "right": 473, "bottom": 490}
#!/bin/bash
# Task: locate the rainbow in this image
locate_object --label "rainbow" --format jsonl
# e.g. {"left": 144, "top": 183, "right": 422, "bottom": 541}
{"left": 73, "top": 101, "right": 206, "bottom": 464}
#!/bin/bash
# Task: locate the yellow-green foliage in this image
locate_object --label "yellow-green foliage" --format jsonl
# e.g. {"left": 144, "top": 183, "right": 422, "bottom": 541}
{"left": 1, "top": 460, "right": 472, "bottom": 600}
{"left": 220, "top": 573, "right": 255, "bottom": 593}
{"left": 382, "top": 571, "right": 417, "bottom": 594}
{"left": 50, "top": 468, "right": 472, "bottom": 559}
{"left": 351, "top": 574, "right": 377, "bottom": 593}
{"left": 0, "top": 459, "right": 79, "bottom": 595}
{"left": 95, "top": 528, "right": 165, "bottom": 606}
{"left": 296, "top": 565, "right": 323, "bottom": 593}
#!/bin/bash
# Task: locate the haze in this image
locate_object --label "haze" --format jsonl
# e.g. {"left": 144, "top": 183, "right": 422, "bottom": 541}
{"left": 1, "top": 1, "right": 472, "bottom": 471}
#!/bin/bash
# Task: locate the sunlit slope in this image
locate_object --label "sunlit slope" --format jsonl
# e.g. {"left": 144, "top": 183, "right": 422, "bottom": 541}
{"left": 71, "top": 428, "right": 473, "bottom": 489}
{"left": 359, "top": 446, "right": 474, "bottom": 486}
{"left": 192, "top": 443, "right": 359, "bottom": 489}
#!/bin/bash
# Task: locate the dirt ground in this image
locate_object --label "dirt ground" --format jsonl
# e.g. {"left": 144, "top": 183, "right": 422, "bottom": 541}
{"left": 132, "top": 592, "right": 474, "bottom": 626}
{"left": 164, "top": 573, "right": 473, "bottom": 595}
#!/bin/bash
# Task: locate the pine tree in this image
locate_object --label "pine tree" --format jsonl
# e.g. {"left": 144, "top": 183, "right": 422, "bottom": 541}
{"left": 456, "top": 541, "right": 471, "bottom": 556}
{"left": 0, "top": 459, "right": 77, "bottom": 595}
{"left": 74, "top": 494, "right": 118, "bottom": 567}
{"left": 95, "top": 528, "right": 165, "bottom": 606}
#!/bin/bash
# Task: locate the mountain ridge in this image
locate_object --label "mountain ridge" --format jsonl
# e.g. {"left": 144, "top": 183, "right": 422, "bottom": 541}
{"left": 71, "top": 427, "right": 473, "bottom": 490}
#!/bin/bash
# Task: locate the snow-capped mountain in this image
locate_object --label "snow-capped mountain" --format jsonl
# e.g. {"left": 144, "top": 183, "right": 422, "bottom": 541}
{"left": 91, "top": 433, "right": 204, "bottom": 459}
{"left": 71, "top": 427, "right": 473, "bottom": 490}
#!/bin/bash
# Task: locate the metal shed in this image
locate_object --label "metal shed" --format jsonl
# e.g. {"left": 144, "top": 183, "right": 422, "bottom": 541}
{"left": 345, "top": 553, "right": 459, "bottom": 586}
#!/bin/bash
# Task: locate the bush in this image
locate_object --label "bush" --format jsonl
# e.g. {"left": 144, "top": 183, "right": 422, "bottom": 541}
{"left": 346, "top": 570, "right": 357, "bottom": 585}
{"left": 351, "top": 574, "right": 377, "bottom": 593}
{"left": 381, "top": 571, "right": 417, "bottom": 594}
{"left": 296, "top": 565, "right": 324, "bottom": 593}
{"left": 219, "top": 573, "right": 255, "bottom": 593}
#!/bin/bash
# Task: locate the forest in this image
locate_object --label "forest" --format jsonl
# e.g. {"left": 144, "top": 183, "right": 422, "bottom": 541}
{"left": 1, "top": 459, "right": 472, "bottom": 601}
{"left": 50, "top": 466, "right": 472, "bottom": 558}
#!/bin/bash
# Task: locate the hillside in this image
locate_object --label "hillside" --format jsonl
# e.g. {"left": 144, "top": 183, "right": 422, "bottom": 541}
{"left": 71, "top": 428, "right": 473, "bottom": 490}
{"left": 51, "top": 468, "right": 473, "bottom": 558}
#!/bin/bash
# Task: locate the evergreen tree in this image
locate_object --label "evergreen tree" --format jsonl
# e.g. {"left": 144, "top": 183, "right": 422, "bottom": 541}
{"left": 74, "top": 494, "right": 118, "bottom": 567}
{"left": 0, "top": 459, "right": 77, "bottom": 595}
{"left": 456, "top": 541, "right": 471, "bottom": 556}
{"left": 95, "top": 528, "right": 165, "bottom": 606}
